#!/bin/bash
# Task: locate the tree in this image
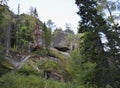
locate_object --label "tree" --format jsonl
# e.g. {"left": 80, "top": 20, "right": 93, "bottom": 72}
{"left": 97, "top": 0, "right": 120, "bottom": 26}
{"left": 97, "top": 1, "right": 120, "bottom": 86}
{"left": 29, "top": 7, "right": 38, "bottom": 18}
{"left": 75, "top": 0, "right": 111, "bottom": 87}
{"left": 46, "top": 19, "right": 56, "bottom": 32}
{"left": 0, "top": 0, "right": 9, "bottom": 5}
{"left": 16, "top": 14, "right": 36, "bottom": 51}
{"left": 0, "top": 5, "right": 5, "bottom": 44}
{"left": 43, "top": 23, "right": 52, "bottom": 49}
{"left": 0, "top": 4, "right": 13, "bottom": 56}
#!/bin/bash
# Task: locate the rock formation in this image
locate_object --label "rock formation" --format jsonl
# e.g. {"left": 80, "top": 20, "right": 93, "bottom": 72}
{"left": 52, "top": 29, "right": 74, "bottom": 52}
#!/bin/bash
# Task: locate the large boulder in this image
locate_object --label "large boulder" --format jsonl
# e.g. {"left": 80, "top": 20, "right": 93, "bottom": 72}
{"left": 52, "top": 31, "right": 70, "bottom": 52}
{"left": 51, "top": 29, "right": 79, "bottom": 52}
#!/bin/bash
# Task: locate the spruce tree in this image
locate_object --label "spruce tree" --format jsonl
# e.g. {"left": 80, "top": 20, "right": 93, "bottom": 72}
{"left": 75, "top": 0, "right": 111, "bottom": 87}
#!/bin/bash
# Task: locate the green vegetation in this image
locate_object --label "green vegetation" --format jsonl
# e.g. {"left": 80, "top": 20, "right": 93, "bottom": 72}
{"left": 0, "top": 72, "right": 99, "bottom": 88}
{"left": 0, "top": 0, "right": 120, "bottom": 88}
{"left": 75, "top": 0, "right": 120, "bottom": 87}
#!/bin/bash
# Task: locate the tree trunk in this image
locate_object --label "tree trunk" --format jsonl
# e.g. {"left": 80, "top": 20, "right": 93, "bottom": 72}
{"left": 4, "top": 19, "right": 11, "bottom": 56}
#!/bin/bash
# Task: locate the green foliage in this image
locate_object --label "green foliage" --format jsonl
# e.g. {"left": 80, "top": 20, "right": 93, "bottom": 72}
{"left": 43, "top": 23, "right": 52, "bottom": 49}
{"left": 18, "top": 60, "right": 39, "bottom": 76}
{"left": 16, "top": 14, "right": 35, "bottom": 50}
{"left": 0, "top": 60, "right": 12, "bottom": 76}
{"left": 78, "top": 62, "right": 96, "bottom": 83}
{"left": 1, "top": 1, "right": 119, "bottom": 88}
{"left": 0, "top": 71, "right": 99, "bottom": 88}
{"left": 0, "top": 45, "right": 5, "bottom": 62}
{"left": 76, "top": 0, "right": 107, "bottom": 33}
{"left": 79, "top": 32, "right": 103, "bottom": 62}
{"left": 33, "top": 48, "right": 48, "bottom": 57}
{"left": 38, "top": 59, "right": 61, "bottom": 72}
{"left": 61, "top": 60, "right": 73, "bottom": 82}
{"left": 37, "top": 48, "right": 72, "bottom": 81}
{"left": 0, "top": 72, "right": 44, "bottom": 88}
{"left": 65, "top": 34, "right": 80, "bottom": 49}
{"left": 52, "top": 29, "right": 59, "bottom": 40}
{"left": 75, "top": 0, "right": 111, "bottom": 86}
{"left": 70, "top": 48, "right": 96, "bottom": 84}
{"left": 0, "top": 5, "right": 12, "bottom": 25}
{"left": 75, "top": 0, "right": 106, "bottom": 64}
{"left": 97, "top": 0, "right": 120, "bottom": 25}
{"left": 0, "top": 5, "right": 4, "bottom": 25}
{"left": 0, "top": 45, "right": 12, "bottom": 76}
{"left": 0, "top": 5, "right": 13, "bottom": 45}
{"left": 48, "top": 48, "right": 67, "bottom": 62}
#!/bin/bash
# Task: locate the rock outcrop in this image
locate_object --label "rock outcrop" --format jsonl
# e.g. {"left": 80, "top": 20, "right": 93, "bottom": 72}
{"left": 52, "top": 29, "right": 74, "bottom": 52}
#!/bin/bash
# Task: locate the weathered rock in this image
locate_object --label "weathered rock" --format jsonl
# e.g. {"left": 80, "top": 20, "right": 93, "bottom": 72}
{"left": 43, "top": 70, "right": 63, "bottom": 80}
{"left": 52, "top": 31, "right": 70, "bottom": 52}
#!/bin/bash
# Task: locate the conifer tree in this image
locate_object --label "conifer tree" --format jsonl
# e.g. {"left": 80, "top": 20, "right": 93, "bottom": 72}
{"left": 75, "top": 0, "right": 111, "bottom": 87}
{"left": 43, "top": 23, "right": 51, "bottom": 49}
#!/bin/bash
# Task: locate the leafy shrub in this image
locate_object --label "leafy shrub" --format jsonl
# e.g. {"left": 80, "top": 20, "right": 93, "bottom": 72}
{"left": 70, "top": 48, "right": 97, "bottom": 85}
{"left": 38, "top": 59, "right": 61, "bottom": 72}
{"left": 18, "top": 60, "right": 40, "bottom": 76}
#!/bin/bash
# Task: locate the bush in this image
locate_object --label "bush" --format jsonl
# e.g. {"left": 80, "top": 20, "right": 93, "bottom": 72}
{"left": 38, "top": 59, "right": 61, "bottom": 72}
{"left": 70, "top": 48, "right": 97, "bottom": 86}
{"left": 0, "top": 72, "right": 44, "bottom": 88}
{"left": 0, "top": 71, "right": 73, "bottom": 88}
{"left": 0, "top": 70, "right": 98, "bottom": 88}
{"left": 18, "top": 60, "right": 40, "bottom": 76}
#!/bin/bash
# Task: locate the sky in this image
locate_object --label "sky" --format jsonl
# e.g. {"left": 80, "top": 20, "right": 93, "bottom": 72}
{"left": 7, "top": 0, "right": 80, "bottom": 33}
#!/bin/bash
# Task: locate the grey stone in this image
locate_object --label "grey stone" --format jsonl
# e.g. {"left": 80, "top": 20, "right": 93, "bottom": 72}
{"left": 52, "top": 31, "right": 70, "bottom": 52}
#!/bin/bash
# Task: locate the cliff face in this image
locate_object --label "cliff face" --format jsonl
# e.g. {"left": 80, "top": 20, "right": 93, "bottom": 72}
{"left": 0, "top": 9, "right": 78, "bottom": 80}
{"left": 1, "top": 47, "right": 70, "bottom": 81}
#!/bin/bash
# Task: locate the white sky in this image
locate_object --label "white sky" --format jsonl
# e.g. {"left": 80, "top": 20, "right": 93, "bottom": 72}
{"left": 7, "top": 0, "right": 80, "bottom": 33}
